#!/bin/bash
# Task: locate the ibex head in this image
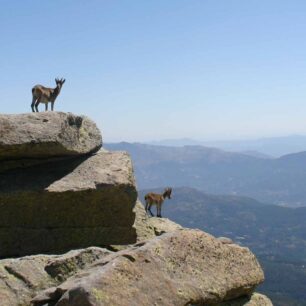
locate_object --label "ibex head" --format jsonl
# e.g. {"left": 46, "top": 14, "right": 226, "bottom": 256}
{"left": 164, "top": 187, "right": 172, "bottom": 199}
{"left": 55, "top": 78, "right": 66, "bottom": 89}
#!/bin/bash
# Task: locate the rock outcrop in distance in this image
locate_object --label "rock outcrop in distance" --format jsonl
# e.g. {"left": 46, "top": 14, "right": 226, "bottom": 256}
{"left": 0, "top": 112, "right": 273, "bottom": 305}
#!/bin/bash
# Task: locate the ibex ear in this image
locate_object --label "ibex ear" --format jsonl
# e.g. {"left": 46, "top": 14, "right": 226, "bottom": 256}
{"left": 55, "top": 78, "right": 59, "bottom": 83}
{"left": 62, "top": 79, "right": 66, "bottom": 84}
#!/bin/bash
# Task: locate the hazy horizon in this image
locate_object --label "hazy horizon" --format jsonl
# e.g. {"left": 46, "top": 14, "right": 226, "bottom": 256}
{"left": 107, "top": 133, "right": 306, "bottom": 144}
{"left": 2, "top": 1, "right": 306, "bottom": 143}
{"left": 107, "top": 134, "right": 306, "bottom": 157}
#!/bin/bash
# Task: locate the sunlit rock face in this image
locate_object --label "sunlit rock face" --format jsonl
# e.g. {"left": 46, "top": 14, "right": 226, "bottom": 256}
{"left": 0, "top": 112, "right": 102, "bottom": 160}
{"left": 0, "top": 113, "right": 137, "bottom": 257}
{"left": 31, "top": 229, "right": 265, "bottom": 306}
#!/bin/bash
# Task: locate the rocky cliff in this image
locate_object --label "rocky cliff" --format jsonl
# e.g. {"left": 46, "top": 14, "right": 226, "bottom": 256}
{"left": 0, "top": 112, "right": 137, "bottom": 257}
{"left": 0, "top": 112, "right": 272, "bottom": 305}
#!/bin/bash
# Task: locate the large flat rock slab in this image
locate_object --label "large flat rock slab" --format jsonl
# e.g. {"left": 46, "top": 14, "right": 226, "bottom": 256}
{"left": 0, "top": 150, "right": 137, "bottom": 257}
{"left": 0, "top": 112, "right": 102, "bottom": 160}
{"left": 32, "top": 229, "right": 264, "bottom": 306}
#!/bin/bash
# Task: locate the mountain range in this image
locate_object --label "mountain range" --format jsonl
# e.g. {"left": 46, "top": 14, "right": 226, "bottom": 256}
{"left": 148, "top": 135, "right": 306, "bottom": 157}
{"left": 105, "top": 142, "right": 306, "bottom": 207}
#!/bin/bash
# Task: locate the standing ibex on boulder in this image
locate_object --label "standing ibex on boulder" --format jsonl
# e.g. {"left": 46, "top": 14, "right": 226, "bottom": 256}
{"left": 31, "top": 78, "right": 65, "bottom": 112}
{"left": 144, "top": 187, "right": 172, "bottom": 218}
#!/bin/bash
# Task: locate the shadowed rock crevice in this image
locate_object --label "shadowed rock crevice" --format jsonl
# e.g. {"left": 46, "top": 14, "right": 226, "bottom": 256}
{"left": 0, "top": 154, "right": 89, "bottom": 191}
{"left": 4, "top": 265, "right": 35, "bottom": 288}
{"left": 216, "top": 293, "right": 273, "bottom": 305}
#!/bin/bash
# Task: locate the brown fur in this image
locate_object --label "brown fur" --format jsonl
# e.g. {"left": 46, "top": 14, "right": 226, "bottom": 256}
{"left": 31, "top": 78, "right": 65, "bottom": 112}
{"left": 144, "top": 187, "right": 172, "bottom": 218}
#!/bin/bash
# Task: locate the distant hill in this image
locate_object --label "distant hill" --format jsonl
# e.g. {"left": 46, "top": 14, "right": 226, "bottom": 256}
{"left": 148, "top": 135, "right": 306, "bottom": 157}
{"left": 105, "top": 142, "right": 306, "bottom": 207}
{"left": 205, "top": 135, "right": 306, "bottom": 157}
{"left": 138, "top": 187, "right": 306, "bottom": 306}
{"left": 239, "top": 150, "right": 273, "bottom": 159}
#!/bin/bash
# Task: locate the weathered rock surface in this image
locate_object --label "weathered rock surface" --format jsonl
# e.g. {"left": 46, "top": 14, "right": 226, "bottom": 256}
{"left": 0, "top": 230, "right": 269, "bottom": 306}
{"left": 32, "top": 229, "right": 264, "bottom": 306}
{"left": 217, "top": 293, "right": 273, "bottom": 306}
{"left": 0, "top": 150, "right": 137, "bottom": 257}
{"left": 133, "top": 200, "right": 183, "bottom": 241}
{"left": 218, "top": 237, "right": 235, "bottom": 244}
{"left": 0, "top": 112, "right": 102, "bottom": 160}
{"left": 0, "top": 247, "right": 112, "bottom": 306}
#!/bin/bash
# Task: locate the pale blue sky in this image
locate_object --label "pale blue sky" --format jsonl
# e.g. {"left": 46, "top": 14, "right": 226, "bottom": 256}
{"left": 1, "top": 1, "right": 306, "bottom": 142}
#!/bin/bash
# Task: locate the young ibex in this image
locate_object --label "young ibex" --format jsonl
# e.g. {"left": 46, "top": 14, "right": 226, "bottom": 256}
{"left": 31, "top": 78, "right": 65, "bottom": 112}
{"left": 144, "top": 187, "right": 172, "bottom": 218}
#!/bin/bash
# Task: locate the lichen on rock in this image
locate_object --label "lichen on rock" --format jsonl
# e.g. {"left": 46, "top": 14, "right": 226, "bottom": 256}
{"left": 31, "top": 229, "right": 265, "bottom": 306}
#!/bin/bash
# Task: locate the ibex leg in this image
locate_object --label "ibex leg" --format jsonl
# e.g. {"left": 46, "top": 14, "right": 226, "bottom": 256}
{"left": 31, "top": 97, "right": 36, "bottom": 112}
{"left": 35, "top": 100, "right": 40, "bottom": 112}
{"left": 145, "top": 201, "right": 149, "bottom": 213}
{"left": 148, "top": 204, "right": 154, "bottom": 217}
{"left": 51, "top": 102, "right": 54, "bottom": 111}
{"left": 157, "top": 205, "right": 162, "bottom": 218}
{"left": 45, "top": 103, "right": 48, "bottom": 111}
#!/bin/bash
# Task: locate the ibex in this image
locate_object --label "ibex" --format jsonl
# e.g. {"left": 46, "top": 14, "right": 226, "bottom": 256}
{"left": 31, "top": 78, "right": 65, "bottom": 112}
{"left": 144, "top": 187, "right": 172, "bottom": 218}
